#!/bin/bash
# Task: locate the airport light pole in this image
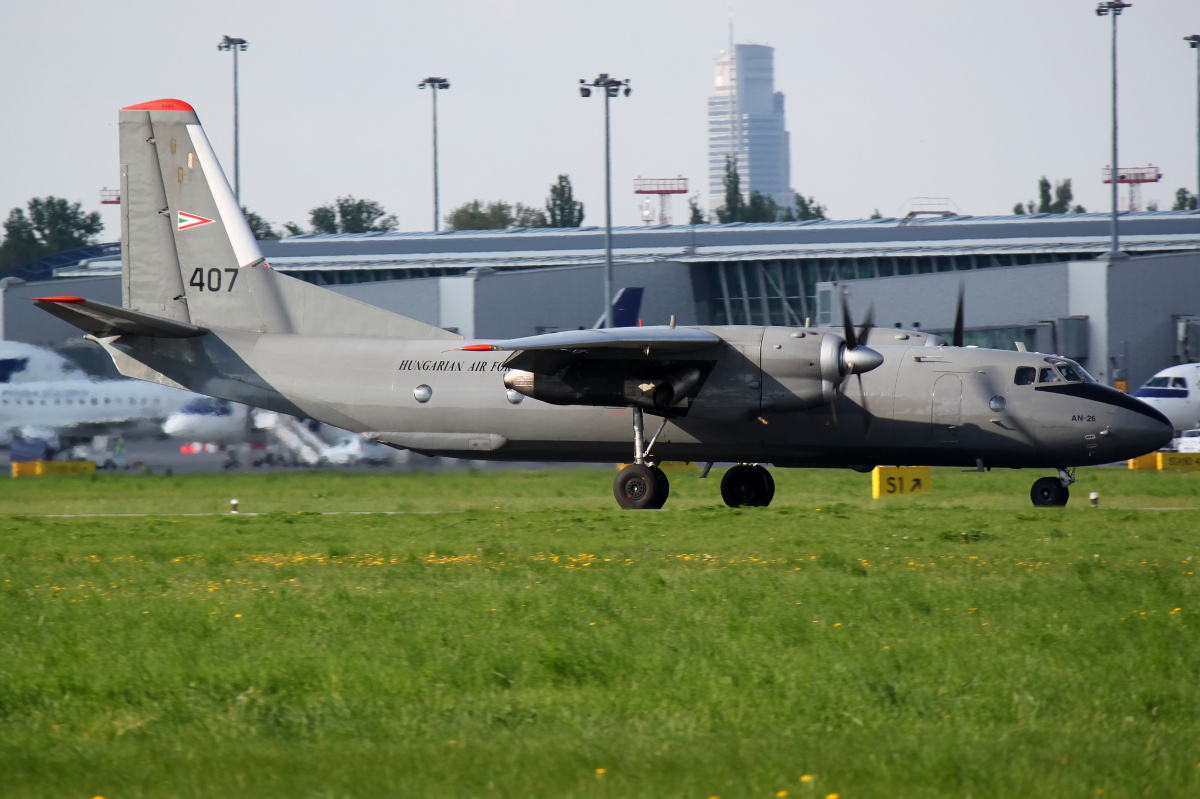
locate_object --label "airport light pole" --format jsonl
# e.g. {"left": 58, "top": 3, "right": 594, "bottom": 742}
{"left": 217, "top": 35, "right": 249, "bottom": 203}
{"left": 1096, "top": 2, "right": 1130, "bottom": 257}
{"left": 580, "top": 74, "right": 631, "bottom": 328}
{"left": 1187, "top": 35, "right": 1200, "bottom": 207}
{"left": 418, "top": 77, "right": 450, "bottom": 232}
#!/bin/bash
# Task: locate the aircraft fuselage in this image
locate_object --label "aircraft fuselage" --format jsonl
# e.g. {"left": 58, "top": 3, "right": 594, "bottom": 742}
{"left": 100, "top": 325, "right": 1170, "bottom": 471}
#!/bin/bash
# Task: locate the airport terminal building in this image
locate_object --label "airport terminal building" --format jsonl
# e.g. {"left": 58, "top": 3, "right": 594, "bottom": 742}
{"left": 4, "top": 210, "right": 1200, "bottom": 389}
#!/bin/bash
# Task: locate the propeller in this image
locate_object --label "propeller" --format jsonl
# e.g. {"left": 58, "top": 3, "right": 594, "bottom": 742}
{"left": 952, "top": 282, "right": 965, "bottom": 348}
{"left": 837, "top": 293, "right": 882, "bottom": 436}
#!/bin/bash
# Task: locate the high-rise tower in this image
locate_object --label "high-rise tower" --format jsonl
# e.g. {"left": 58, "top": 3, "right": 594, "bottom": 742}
{"left": 707, "top": 44, "right": 794, "bottom": 216}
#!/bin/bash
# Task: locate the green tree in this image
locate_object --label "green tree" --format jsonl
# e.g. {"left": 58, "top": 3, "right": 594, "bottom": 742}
{"left": 445, "top": 200, "right": 548, "bottom": 230}
{"left": 1172, "top": 188, "right": 1198, "bottom": 211}
{"left": 446, "top": 200, "right": 513, "bottom": 230}
{"left": 793, "top": 193, "right": 827, "bottom": 221}
{"left": 0, "top": 196, "right": 103, "bottom": 271}
{"left": 714, "top": 155, "right": 745, "bottom": 223}
{"left": 687, "top": 195, "right": 705, "bottom": 225}
{"left": 545, "top": 175, "right": 584, "bottom": 227}
{"left": 292, "top": 196, "right": 398, "bottom": 235}
{"left": 242, "top": 208, "right": 280, "bottom": 240}
{"left": 743, "top": 191, "right": 779, "bottom": 223}
{"left": 1014, "top": 177, "right": 1084, "bottom": 214}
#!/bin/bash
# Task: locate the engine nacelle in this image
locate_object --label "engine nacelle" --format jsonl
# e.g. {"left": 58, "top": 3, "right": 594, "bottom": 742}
{"left": 503, "top": 365, "right": 705, "bottom": 411}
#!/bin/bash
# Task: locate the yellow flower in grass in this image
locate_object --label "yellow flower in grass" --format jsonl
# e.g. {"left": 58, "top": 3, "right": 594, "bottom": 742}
{"left": 595, "top": 768, "right": 607, "bottom": 775}
{"left": 800, "top": 774, "right": 813, "bottom": 783}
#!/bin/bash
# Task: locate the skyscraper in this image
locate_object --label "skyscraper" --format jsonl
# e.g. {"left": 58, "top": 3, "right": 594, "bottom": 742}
{"left": 707, "top": 44, "right": 794, "bottom": 217}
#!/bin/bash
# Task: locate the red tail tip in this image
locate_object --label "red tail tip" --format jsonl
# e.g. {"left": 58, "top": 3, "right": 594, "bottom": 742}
{"left": 32, "top": 296, "right": 85, "bottom": 303}
{"left": 455, "top": 344, "right": 498, "bottom": 351}
{"left": 122, "top": 99, "right": 195, "bottom": 112}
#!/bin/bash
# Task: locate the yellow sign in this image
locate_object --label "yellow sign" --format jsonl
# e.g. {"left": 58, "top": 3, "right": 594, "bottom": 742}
{"left": 1128, "top": 452, "right": 1200, "bottom": 471}
{"left": 871, "top": 466, "right": 932, "bottom": 499}
{"left": 11, "top": 460, "right": 97, "bottom": 478}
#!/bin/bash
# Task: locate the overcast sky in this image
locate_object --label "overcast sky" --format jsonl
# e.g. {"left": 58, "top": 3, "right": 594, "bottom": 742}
{"left": 3, "top": 0, "right": 1199, "bottom": 242}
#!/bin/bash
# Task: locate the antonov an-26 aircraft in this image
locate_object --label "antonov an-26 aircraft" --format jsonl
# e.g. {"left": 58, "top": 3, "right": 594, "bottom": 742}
{"left": 35, "top": 100, "right": 1173, "bottom": 508}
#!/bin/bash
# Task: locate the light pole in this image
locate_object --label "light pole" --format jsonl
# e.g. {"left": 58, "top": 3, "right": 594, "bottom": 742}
{"left": 580, "top": 73, "right": 631, "bottom": 328}
{"left": 1096, "top": 2, "right": 1130, "bottom": 257}
{"left": 418, "top": 77, "right": 450, "bottom": 231}
{"left": 1186, "top": 35, "right": 1200, "bottom": 207}
{"left": 217, "top": 36, "right": 249, "bottom": 203}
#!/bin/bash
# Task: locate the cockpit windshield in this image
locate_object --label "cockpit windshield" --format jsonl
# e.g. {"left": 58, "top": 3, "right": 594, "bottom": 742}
{"left": 1044, "top": 357, "right": 1094, "bottom": 384}
{"left": 1015, "top": 358, "right": 1096, "bottom": 386}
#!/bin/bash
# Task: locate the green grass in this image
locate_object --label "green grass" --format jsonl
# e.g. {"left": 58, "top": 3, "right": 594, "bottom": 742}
{"left": 2, "top": 466, "right": 1200, "bottom": 797}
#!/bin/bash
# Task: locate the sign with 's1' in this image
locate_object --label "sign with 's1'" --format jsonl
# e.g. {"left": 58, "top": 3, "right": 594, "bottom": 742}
{"left": 871, "top": 466, "right": 932, "bottom": 499}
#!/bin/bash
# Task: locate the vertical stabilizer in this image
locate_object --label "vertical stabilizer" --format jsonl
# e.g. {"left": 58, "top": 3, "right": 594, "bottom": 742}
{"left": 121, "top": 99, "right": 266, "bottom": 332}
{"left": 118, "top": 99, "right": 457, "bottom": 341}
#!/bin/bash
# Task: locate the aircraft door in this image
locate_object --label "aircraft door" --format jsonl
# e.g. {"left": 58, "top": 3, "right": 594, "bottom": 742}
{"left": 931, "top": 374, "right": 962, "bottom": 444}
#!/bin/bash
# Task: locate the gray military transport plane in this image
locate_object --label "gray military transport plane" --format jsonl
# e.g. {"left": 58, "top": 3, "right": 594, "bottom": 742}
{"left": 35, "top": 99, "right": 1173, "bottom": 508}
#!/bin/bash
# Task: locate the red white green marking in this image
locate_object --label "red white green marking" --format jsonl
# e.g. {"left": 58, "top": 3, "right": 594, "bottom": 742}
{"left": 178, "top": 211, "right": 214, "bottom": 231}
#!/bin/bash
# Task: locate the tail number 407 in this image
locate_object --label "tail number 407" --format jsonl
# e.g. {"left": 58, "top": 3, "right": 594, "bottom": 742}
{"left": 189, "top": 268, "right": 238, "bottom": 292}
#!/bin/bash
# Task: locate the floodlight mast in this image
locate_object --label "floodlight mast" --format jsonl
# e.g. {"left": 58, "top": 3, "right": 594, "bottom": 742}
{"left": 1187, "top": 35, "right": 1200, "bottom": 206}
{"left": 418, "top": 77, "right": 451, "bottom": 232}
{"left": 580, "top": 74, "right": 631, "bottom": 329}
{"left": 1096, "top": 2, "right": 1131, "bottom": 257}
{"left": 217, "top": 36, "right": 249, "bottom": 203}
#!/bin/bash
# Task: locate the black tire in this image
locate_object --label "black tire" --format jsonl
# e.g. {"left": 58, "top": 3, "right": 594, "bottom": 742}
{"left": 614, "top": 464, "right": 670, "bottom": 510}
{"left": 721, "top": 464, "right": 774, "bottom": 507}
{"left": 1030, "top": 477, "right": 1069, "bottom": 507}
{"left": 754, "top": 464, "right": 776, "bottom": 506}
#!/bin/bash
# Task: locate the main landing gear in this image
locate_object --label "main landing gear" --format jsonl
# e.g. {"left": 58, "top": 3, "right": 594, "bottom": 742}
{"left": 720, "top": 464, "right": 775, "bottom": 507}
{"left": 611, "top": 408, "right": 778, "bottom": 510}
{"left": 1030, "top": 468, "right": 1075, "bottom": 507}
{"left": 613, "top": 407, "right": 672, "bottom": 509}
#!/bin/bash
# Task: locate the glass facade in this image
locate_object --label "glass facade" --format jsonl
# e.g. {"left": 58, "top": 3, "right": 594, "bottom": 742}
{"left": 699, "top": 251, "right": 1102, "bottom": 327}
{"left": 707, "top": 44, "right": 794, "bottom": 214}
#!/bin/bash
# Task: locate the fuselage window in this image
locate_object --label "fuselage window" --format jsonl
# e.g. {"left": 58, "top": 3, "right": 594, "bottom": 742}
{"left": 1015, "top": 367, "right": 1036, "bottom": 385}
{"left": 1039, "top": 368, "right": 1062, "bottom": 384}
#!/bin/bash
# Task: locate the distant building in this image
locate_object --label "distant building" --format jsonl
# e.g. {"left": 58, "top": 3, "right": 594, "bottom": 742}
{"left": 707, "top": 44, "right": 794, "bottom": 216}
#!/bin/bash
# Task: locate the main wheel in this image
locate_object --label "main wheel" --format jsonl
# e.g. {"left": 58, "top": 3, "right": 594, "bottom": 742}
{"left": 1030, "top": 476, "right": 1069, "bottom": 507}
{"left": 614, "top": 464, "right": 670, "bottom": 509}
{"left": 721, "top": 464, "right": 775, "bottom": 507}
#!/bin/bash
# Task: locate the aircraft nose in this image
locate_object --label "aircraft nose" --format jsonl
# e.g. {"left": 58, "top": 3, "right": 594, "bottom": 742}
{"left": 1115, "top": 401, "right": 1174, "bottom": 458}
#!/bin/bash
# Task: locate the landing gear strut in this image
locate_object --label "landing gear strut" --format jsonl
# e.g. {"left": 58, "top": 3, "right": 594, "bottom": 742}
{"left": 1031, "top": 468, "right": 1075, "bottom": 507}
{"left": 721, "top": 464, "right": 776, "bottom": 507}
{"left": 613, "top": 407, "right": 671, "bottom": 510}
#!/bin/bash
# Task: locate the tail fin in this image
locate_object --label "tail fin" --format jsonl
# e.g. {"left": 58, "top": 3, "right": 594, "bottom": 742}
{"left": 594, "top": 287, "right": 644, "bottom": 329}
{"left": 119, "top": 99, "right": 455, "bottom": 340}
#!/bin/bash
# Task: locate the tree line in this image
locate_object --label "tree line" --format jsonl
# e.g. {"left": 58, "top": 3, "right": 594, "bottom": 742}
{"left": 5, "top": 176, "right": 1200, "bottom": 273}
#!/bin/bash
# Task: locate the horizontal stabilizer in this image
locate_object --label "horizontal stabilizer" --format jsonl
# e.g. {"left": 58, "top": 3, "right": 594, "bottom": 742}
{"left": 32, "top": 296, "right": 208, "bottom": 339}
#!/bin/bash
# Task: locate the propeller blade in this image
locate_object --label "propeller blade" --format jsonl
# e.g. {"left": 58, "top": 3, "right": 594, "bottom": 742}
{"left": 840, "top": 290, "right": 859, "bottom": 351}
{"left": 952, "top": 284, "right": 965, "bottom": 348}
{"left": 855, "top": 373, "right": 873, "bottom": 438}
{"left": 857, "top": 303, "right": 875, "bottom": 350}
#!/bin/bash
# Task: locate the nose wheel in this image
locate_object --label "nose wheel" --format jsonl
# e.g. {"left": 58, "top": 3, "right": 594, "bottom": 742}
{"left": 1030, "top": 468, "right": 1075, "bottom": 507}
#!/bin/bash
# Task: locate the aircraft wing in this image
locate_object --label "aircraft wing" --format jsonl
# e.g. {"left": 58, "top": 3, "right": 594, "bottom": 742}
{"left": 458, "top": 325, "right": 722, "bottom": 375}
{"left": 32, "top": 296, "right": 208, "bottom": 339}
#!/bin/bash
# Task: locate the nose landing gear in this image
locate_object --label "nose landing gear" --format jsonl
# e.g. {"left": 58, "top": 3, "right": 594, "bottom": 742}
{"left": 1031, "top": 468, "right": 1075, "bottom": 507}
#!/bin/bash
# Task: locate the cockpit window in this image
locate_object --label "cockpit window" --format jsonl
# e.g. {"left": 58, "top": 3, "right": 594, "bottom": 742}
{"left": 1173, "top": 377, "right": 1188, "bottom": 389}
{"left": 1014, "top": 367, "right": 1036, "bottom": 386}
{"left": 1043, "top": 357, "right": 1095, "bottom": 383}
{"left": 1143, "top": 377, "right": 1169, "bottom": 389}
{"left": 1039, "top": 368, "right": 1063, "bottom": 384}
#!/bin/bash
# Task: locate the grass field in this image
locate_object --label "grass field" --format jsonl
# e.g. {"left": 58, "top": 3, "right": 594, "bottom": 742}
{"left": 2, "top": 465, "right": 1200, "bottom": 798}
